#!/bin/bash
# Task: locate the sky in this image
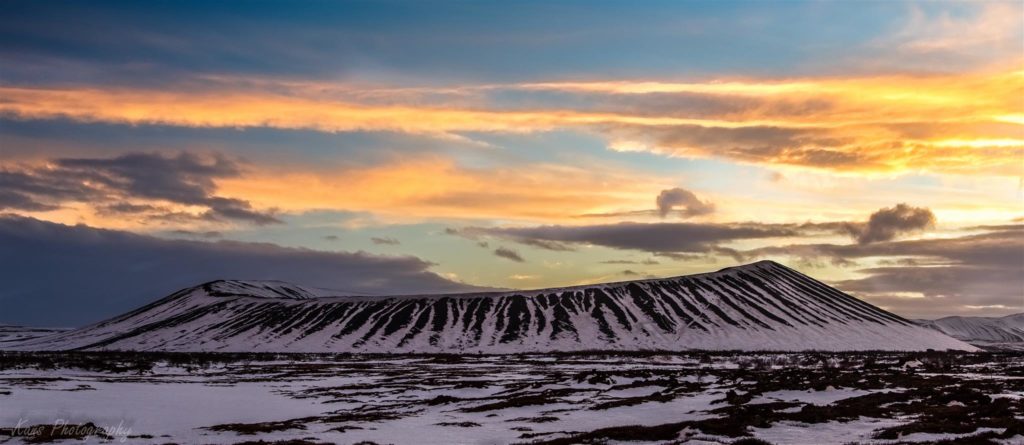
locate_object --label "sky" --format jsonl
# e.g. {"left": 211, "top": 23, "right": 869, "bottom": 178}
{"left": 1, "top": 0, "right": 1022, "bottom": 326}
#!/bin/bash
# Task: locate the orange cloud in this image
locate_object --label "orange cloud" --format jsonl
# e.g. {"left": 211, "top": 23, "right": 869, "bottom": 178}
{"left": 11, "top": 155, "right": 674, "bottom": 231}
{"left": 2, "top": 68, "right": 1021, "bottom": 176}
{"left": 215, "top": 156, "right": 667, "bottom": 223}
{"left": 0, "top": 86, "right": 787, "bottom": 133}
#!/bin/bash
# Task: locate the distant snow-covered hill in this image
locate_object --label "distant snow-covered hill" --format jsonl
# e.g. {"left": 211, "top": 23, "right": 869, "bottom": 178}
{"left": 0, "top": 325, "right": 69, "bottom": 347}
{"left": 6, "top": 261, "right": 975, "bottom": 352}
{"left": 916, "top": 314, "right": 1024, "bottom": 351}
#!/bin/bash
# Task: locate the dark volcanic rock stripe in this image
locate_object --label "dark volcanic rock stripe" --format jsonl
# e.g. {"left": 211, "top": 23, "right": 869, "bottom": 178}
{"left": 26, "top": 260, "right": 968, "bottom": 353}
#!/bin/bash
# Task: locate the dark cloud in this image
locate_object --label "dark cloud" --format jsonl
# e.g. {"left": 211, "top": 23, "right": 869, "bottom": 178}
{"left": 732, "top": 203, "right": 936, "bottom": 245}
{"left": 146, "top": 211, "right": 218, "bottom": 224}
{"left": 964, "top": 224, "right": 1024, "bottom": 232}
{"left": 493, "top": 247, "right": 525, "bottom": 262}
{"left": 606, "top": 124, "right": 869, "bottom": 169}
{"left": 511, "top": 237, "right": 576, "bottom": 252}
{"left": 0, "top": 215, "right": 479, "bottom": 326}
{"left": 576, "top": 209, "right": 656, "bottom": 218}
{"left": 0, "top": 152, "right": 280, "bottom": 225}
{"left": 203, "top": 197, "right": 280, "bottom": 225}
{"left": 835, "top": 264, "right": 1022, "bottom": 316}
{"left": 452, "top": 205, "right": 1017, "bottom": 318}
{"left": 740, "top": 225, "right": 1024, "bottom": 265}
{"left": 654, "top": 252, "right": 709, "bottom": 261}
{"left": 170, "top": 229, "right": 222, "bottom": 239}
{"left": 56, "top": 152, "right": 239, "bottom": 204}
{"left": 585, "top": 91, "right": 838, "bottom": 121}
{"left": 655, "top": 187, "right": 715, "bottom": 218}
{"left": 837, "top": 257, "right": 1024, "bottom": 319}
{"left": 446, "top": 227, "right": 576, "bottom": 252}
{"left": 458, "top": 222, "right": 798, "bottom": 256}
{"left": 0, "top": 189, "right": 57, "bottom": 212}
{"left": 602, "top": 121, "right": 1009, "bottom": 175}
{"left": 371, "top": 236, "right": 400, "bottom": 245}
{"left": 99, "top": 202, "right": 162, "bottom": 215}
{"left": 877, "top": 258, "right": 923, "bottom": 267}
{"left": 621, "top": 269, "right": 639, "bottom": 276}
{"left": 788, "top": 255, "right": 858, "bottom": 270}
{"left": 846, "top": 203, "right": 935, "bottom": 244}
{"left": 740, "top": 225, "right": 1024, "bottom": 318}
{"left": 0, "top": 168, "right": 99, "bottom": 210}
{"left": 323, "top": 235, "right": 340, "bottom": 241}
{"left": 600, "top": 259, "right": 660, "bottom": 265}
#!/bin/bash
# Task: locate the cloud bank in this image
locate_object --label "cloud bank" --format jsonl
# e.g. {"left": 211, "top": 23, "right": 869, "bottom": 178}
{"left": 741, "top": 224, "right": 1024, "bottom": 318}
{"left": 454, "top": 222, "right": 797, "bottom": 256}
{"left": 0, "top": 215, "right": 478, "bottom": 326}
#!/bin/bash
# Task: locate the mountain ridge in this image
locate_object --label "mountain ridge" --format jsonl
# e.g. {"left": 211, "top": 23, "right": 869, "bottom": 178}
{"left": 6, "top": 260, "right": 976, "bottom": 353}
{"left": 916, "top": 313, "right": 1024, "bottom": 351}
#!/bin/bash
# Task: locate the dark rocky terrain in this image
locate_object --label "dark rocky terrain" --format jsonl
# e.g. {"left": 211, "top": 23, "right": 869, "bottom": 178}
{"left": 0, "top": 351, "right": 1021, "bottom": 444}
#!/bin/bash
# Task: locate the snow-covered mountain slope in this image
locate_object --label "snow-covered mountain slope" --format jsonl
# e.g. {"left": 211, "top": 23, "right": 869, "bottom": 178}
{"left": 7, "top": 261, "right": 976, "bottom": 352}
{"left": 916, "top": 314, "right": 1024, "bottom": 351}
{"left": 0, "top": 325, "right": 68, "bottom": 347}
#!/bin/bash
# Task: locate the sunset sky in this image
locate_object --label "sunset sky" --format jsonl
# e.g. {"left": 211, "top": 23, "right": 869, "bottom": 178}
{"left": 1, "top": 0, "right": 1022, "bottom": 326}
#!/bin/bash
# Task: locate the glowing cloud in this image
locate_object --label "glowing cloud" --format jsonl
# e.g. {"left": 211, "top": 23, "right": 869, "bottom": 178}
{"left": 2, "top": 67, "right": 1020, "bottom": 177}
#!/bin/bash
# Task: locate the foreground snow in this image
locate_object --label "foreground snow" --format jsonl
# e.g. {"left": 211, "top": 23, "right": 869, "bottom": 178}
{"left": 0, "top": 351, "right": 1021, "bottom": 444}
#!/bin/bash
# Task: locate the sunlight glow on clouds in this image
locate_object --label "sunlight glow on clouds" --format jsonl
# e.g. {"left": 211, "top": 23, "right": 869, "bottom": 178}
{"left": 3, "top": 67, "right": 1020, "bottom": 176}
{"left": 0, "top": 0, "right": 1021, "bottom": 321}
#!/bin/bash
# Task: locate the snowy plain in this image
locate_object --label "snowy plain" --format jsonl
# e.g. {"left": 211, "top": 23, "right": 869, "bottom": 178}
{"left": 1, "top": 351, "right": 1021, "bottom": 445}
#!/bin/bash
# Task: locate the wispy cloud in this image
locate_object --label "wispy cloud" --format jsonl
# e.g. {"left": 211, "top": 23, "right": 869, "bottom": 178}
{"left": 3, "top": 67, "right": 1020, "bottom": 176}
{"left": 371, "top": 236, "right": 401, "bottom": 245}
{"left": 454, "top": 222, "right": 799, "bottom": 256}
{"left": 493, "top": 246, "right": 525, "bottom": 262}
{"left": 889, "top": 2, "right": 1023, "bottom": 55}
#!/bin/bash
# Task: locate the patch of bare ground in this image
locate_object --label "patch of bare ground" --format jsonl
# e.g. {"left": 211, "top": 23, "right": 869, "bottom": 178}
{"left": 206, "top": 419, "right": 309, "bottom": 435}
{"left": 459, "top": 388, "right": 579, "bottom": 412}
{"left": 507, "top": 416, "right": 560, "bottom": 423}
{"left": 231, "top": 440, "right": 334, "bottom": 445}
{"left": 434, "top": 421, "right": 481, "bottom": 427}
